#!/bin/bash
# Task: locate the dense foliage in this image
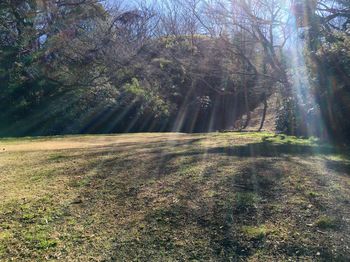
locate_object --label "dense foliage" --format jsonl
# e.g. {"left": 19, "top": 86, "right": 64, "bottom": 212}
{"left": 0, "top": 0, "right": 349, "bottom": 142}
{"left": 275, "top": 0, "right": 350, "bottom": 142}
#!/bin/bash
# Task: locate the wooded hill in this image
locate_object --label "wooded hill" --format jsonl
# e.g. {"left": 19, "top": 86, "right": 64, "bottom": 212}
{"left": 1, "top": 0, "right": 349, "bottom": 142}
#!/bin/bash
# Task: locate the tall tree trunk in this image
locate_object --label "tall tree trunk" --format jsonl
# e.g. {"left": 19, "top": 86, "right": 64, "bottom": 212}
{"left": 258, "top": 96, "right": 268, "bottom": 131}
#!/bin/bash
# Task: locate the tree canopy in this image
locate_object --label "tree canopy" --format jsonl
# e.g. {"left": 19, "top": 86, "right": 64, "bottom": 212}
{"left": 0, "top": 0, "right": 349, "bottom": 142}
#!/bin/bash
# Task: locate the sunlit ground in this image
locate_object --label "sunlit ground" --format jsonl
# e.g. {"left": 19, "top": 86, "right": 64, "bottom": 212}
{"left": 0, "top": 132, "right": 349, "bottom": 261}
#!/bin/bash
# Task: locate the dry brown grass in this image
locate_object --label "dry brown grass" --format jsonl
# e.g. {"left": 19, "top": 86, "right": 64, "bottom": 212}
{"left": 0, "top": 133, "right": 349, "bottom": 261}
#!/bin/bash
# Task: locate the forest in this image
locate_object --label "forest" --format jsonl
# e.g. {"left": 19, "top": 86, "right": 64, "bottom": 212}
{"left": 1, "top": 0, "right": 349, "bottom": 141}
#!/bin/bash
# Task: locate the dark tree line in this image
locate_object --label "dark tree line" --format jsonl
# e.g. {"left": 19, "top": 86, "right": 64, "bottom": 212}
{"left": 0, "top": 0, "right": 349, "bottom": 142}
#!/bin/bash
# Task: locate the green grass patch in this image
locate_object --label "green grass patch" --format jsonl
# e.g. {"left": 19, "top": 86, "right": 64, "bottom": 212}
{"left": 37, "top": 239, "right": 58, "bottom": 250}
{"left": 235, "top": 192, "right": 260, "bottom": 210}
{"left": 263, "top": 135, "right": 320, "bottom": 146}
{"left": 241, "top": 225, "right": 274, "bottom": 240}
{"left": 48, "top": 153, "right": 68, "bottom": 161}
{"left": 23, "top": 227, "right": 58, "bottom": 250}
{"left": 315, "top": 216, "right": 339, "bottom": 230}
{"left": 307, "top": 191, "right": 321, "bottom": 198}
{"left": 0, "top": 231, "right": 12, "bottom": 241}
{"left": 30, "top": 169, "right": 55, "bottom": 182}
{"left": 68, "top": 177, "right": 91, "bottom": 188}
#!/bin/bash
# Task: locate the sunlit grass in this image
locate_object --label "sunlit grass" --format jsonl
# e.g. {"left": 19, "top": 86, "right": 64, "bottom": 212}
{"left": 0, "top": 132, "right": 349, "bottom": 260}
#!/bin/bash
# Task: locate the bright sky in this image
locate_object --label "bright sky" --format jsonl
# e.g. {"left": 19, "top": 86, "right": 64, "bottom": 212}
{"left": 104, "top": 0, "right": 155, "bottom": 8}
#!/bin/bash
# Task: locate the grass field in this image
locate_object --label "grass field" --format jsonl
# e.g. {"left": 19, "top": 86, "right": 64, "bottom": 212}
{"left": 0, "top": 132, "right": 350, "bottom": 261}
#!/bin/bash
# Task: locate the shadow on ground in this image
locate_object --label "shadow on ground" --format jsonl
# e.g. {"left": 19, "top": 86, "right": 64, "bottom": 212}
{"left": 59, "top": 137, "right": 349, "bottom": 260}
{"left": 3, "top": 135, "right": 348, "bottom": 260}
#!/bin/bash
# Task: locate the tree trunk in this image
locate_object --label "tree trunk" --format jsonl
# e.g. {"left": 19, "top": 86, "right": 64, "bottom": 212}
{"left": 258, "top": 97, "right": 268, "bottom": 131}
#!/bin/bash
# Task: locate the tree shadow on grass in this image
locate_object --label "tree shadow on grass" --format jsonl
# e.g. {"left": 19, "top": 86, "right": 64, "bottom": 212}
{"left": 324, "top": 159, "right": 350, "bottom": 178}
{"left": 130, "top": 155, "right": 349, "bottom": 261}
{"left": 201, "top": 160, "right": 285, "bottom": 258}
{"left": 184, "top": 141, "right": 336, "bottom": 158}
{"left": 55, "top": 137, "right": 348, "bottom": 260}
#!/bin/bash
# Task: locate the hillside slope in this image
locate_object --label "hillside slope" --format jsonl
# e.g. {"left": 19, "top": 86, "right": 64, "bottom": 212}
{"left": 0, "top": 133, "right": 349, "bottom": 261}
{"left": 237, "top": 94, "right": 278, "bottom": 132}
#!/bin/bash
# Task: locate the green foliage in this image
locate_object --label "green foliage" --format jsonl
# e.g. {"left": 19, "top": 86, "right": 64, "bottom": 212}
{"left": 0, "top": 0, "right": 110, "bottom": 135}
{"left": 275, "top": 97, "right": 299, "bottom": 136}
{"left": 305, "top": 31, "right": 350, "bottom": 142}
{"left": 1, "top": 0, "right": 350, "bottom": 139}
{"left": 275, "top": 0, "right": 350, "bottom": 142}
{"left": 123, "top": 78, "right": 170, "bottom": 118}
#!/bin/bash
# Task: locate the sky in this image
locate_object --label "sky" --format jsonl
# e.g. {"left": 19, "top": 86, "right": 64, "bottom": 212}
{"left": 104, "top": 0, "right": 155, "bottom": 9}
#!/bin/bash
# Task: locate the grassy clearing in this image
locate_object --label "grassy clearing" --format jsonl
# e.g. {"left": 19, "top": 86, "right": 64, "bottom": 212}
{"left": 0, "top": 132, "right": 349, "bottom": 261}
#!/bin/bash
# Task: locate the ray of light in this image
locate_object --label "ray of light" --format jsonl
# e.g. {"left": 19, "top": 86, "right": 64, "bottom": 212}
{"left": 287, "top": 4, "right": 326, "bottom": 140}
